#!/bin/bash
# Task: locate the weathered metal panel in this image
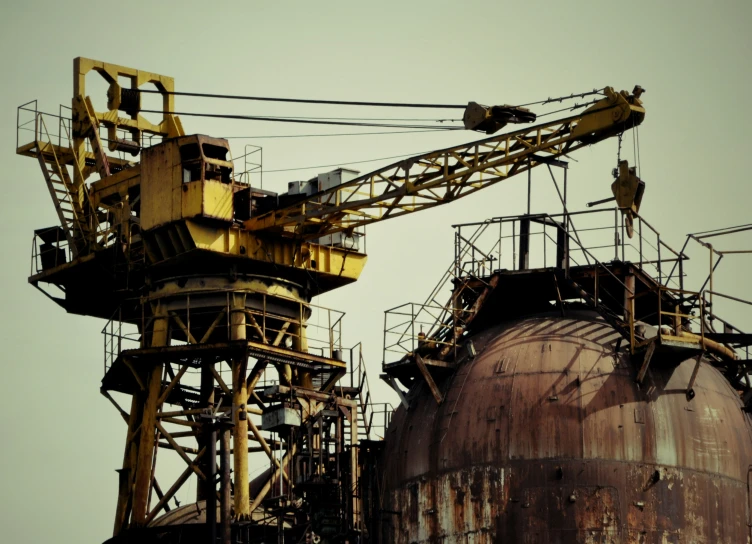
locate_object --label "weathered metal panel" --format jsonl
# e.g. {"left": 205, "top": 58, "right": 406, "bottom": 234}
{"left": 201, "top": 180, "right": 233, "bottom": 222}
{"left": 382, "top": 311, "right": 752, "bottom": 543}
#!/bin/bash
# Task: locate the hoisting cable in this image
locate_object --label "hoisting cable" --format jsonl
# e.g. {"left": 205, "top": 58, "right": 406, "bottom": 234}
{"left": 137, "top": 88, "right": 604, "bottom": 110}
{"left": 140, "top": 109, "right": 465, "bottom": 130}
{"left": 220, "top": 128, "right": 454, "bottom": 139}
{"left": 137, "top": 89, "right": 467, "bottom": 109}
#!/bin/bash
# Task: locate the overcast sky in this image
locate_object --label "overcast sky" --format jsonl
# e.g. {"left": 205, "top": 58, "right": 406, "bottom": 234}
{"left": 1, "top": 1, "right": 751, "bottom": 542}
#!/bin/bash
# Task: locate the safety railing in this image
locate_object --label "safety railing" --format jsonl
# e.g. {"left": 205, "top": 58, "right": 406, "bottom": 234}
{"left": 19, "top": 104, "right": 129, "bottom": 257}
{"left": 102, "top": 307, "right": 141, "bottom": 375}
{"left": 383, "top": 301, "right": 475, "bottom": 364}
{"left": 102, "top": 289, "right": 347, "bottom": 376}
{"left": 383, "top": 208, "right": 689, "bottom": 364}
{"left": 452, "top": 208, "right": 685, "bottom": 286}
{"left": 339, "top": 343, "right": 393, "bottom": 440}
{"left": 629, "top": 286, "right": 705, "bottom": 352}
{"left": 363, "top": 403, "right": 393, "bottom": 440}
{"left": 17, "top": 100, "right": 156, "bottom": 159}
{"left": 233, "top": 144, "right": 263, "bottom": 188}
{"left": 30, "top": 227, "right": 71, "bottom": 276}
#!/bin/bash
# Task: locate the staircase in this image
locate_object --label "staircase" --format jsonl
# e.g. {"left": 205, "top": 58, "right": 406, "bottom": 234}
{"left": 36, "top": 115, "right": 90, "bottom": 257}
{"left": 341, "top": 345, "right": 392, "bottom": 442}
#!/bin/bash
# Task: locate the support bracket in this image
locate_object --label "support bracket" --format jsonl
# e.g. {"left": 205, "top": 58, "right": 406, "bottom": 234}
{"left": 415, "top": 355, "right": 443, "bottom": 405}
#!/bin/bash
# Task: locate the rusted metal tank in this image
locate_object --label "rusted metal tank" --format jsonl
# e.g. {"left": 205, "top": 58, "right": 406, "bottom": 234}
{"left": 381, "top": 310, "right": 752, "bottom": 543}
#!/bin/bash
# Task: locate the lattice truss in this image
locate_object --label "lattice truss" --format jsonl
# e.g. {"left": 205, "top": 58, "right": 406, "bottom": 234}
{"left": 245, "top": 87, "right": 644, "bottom": 240}
{"left": 101, "top": 292, "right": 365, "bottom": 533}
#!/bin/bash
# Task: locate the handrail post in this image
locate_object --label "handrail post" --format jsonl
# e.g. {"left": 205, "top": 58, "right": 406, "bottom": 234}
{"left": 411, "top": 304, "right": 416, "bottom": 354}
{"left": 638, "top": 217, "right": 643, "bottom": 267}
{"left": 709, "top": 244, "right": 714, "bottom": 317}
{"left": 614, "top": 208, "right": 618, "bottom": 261}
{"left": 657, "top": 287, "right": 663, "bottom": 339}
{"left": 657, "top": 234, "right": 662, "bottom": 286}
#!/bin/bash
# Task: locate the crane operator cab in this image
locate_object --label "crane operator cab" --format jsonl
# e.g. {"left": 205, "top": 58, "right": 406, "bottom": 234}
{"left": 138, "top": 133, "right": 362, "bottom": 253}
{"left": 140, "top": 134, "right": 236, "bottom": 231}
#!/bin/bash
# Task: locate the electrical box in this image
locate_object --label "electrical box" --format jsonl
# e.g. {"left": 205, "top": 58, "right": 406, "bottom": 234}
{"left": 261, "top": 404, "right": 301, "bottom": 431}
{"left": 317, "top": 231, "right": 361, "bottom": 251}
{"left": 317, "top": 168, "right": 360, "bottom": 205}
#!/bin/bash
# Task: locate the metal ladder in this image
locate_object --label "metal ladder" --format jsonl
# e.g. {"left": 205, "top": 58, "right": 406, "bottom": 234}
{"left": 36, "top": 115, "right": 90, "bottom": 256}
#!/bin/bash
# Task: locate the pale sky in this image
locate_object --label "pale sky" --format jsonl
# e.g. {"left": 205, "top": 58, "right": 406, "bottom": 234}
{"left": 1, "top": 1, "right": 751, "bottom": 542}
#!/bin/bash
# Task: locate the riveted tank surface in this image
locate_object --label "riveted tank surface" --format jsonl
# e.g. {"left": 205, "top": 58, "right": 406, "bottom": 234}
{"left": 380, "top": 310, "right": 752, "bottom": 543}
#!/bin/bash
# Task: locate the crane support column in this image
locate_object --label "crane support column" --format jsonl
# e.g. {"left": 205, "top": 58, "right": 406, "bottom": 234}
{"left": 231, "top": 293, "right": 250, "bottom": 519}
{"left": 113, "top": 395, "right": 143, "bottom": 535}
{"left": 132, "top": 303, "right": 169, "bottom": 525}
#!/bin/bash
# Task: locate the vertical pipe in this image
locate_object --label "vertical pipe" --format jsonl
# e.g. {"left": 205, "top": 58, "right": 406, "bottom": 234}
{"left": 614, "top": 208, "right": 619, "bottom": 261}
{"left": 709, "top": 244, "right": 714, "bottom": 314}
{"left": 556, "top": 223, "right": 567, "bottom": 273}
{"left": 518, "top": 218, "right": 530, "bottom": 271}
{"left": 198, "top": 364, "right": 215, "bottom": 502}
{"left": 230, "top": 294, "right": 250, "bottom": 519}
{"left": 594, "top": 267, "right": 599, "bottom": 307}
{"left": 498, "top": 221, "right": 502, "bottom": 269}
{"left": 131, "top": 303, "right": 168, "bottom": 525}
{"left": 220, "top": 425, "right": 231, "bottom": 544}
{"left": 207, "top": 424, "right": 217, "bottom": 544}
{"left": 295, "top": 302, "right": 312, "bottom": 388}
{"left": 624, "top": 275, "right": 635, "bottom": 352}
{"left": 527, "top": 160, "right": 531, "bottom": 215}
{"left": 658, "top": 289, "right": 663, "bottom": 337}
{"left": 563, "top": 167, "right": 568, "bottom": 232}
{"left": 639, "top": 217, "right": 643, "bottom": 267}
{"left": 657, "top": 235, "right": 662, "bottom": 285}
{"left": 350, "top": 403, "right": 360, "bottom": 533}
{"left": 455, "top": 229, "right": 460, "bottom": 279}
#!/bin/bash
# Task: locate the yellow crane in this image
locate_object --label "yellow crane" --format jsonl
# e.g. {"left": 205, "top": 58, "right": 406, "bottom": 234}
{"left": 16, "top": 58, "right": 645, "bottom": 541}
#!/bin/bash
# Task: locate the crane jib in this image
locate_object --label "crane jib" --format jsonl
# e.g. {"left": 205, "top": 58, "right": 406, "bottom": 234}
{"left": 243, "top": 86, "right": 645, "bottom": 238}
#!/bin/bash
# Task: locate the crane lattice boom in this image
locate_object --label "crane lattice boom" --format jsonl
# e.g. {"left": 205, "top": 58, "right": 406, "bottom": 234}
{"left": 244, "top": 86, "right": 645, "bottom": 240}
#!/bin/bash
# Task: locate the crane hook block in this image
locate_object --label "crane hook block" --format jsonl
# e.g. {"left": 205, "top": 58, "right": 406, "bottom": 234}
{"left": 611, "top": 160, "right": 645, "bottom": 238}
{"left": 463, "top": 102, "right": 537, "bottom": 134}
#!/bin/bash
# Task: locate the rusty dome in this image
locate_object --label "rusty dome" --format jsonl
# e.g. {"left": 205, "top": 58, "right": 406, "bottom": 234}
{"left": 380, "top": 310, "right": 752, "bottom": 543}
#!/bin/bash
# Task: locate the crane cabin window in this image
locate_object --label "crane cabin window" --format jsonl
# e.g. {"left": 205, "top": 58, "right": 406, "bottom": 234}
{"left": 202, "top": 143, "right": 233, "bottom": 183}
{"left": 180, "top": 143, "right": 202, "bottom": 183}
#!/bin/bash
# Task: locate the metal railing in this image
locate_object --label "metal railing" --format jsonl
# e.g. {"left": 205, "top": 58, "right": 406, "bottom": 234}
{"left": 30, "top": 228, "right": 71, "bottom": 276}
{"left": 383, "top": 208, "right": 689, "bottom": 364}
{"left": 340, "top": 343, "right": 393, "bottom": 440}
{"left": 102, "top": 290, "right": 347, "bottom": 375}
{"left": 452, "top": 208, "right": 685, "bottom": 285}
{"left": 102, "top": 307, "right": 141, "bottom": 375}
{"left": 20, "top": 104, "right": 127, "bottom": 259}
{"left": 234, "top": 144, "right": 263, "bottom": 188}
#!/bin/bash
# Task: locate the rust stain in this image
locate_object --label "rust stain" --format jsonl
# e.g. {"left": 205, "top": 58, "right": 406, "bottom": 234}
{"left": 382, "top": 312, "right": 752, "bottom": 543}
